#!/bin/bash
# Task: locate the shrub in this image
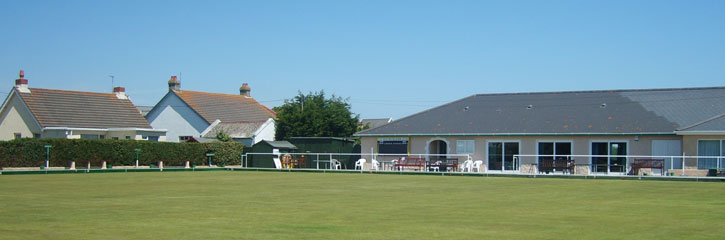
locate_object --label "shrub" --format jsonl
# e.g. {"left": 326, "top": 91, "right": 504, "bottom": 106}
{"left": 0, "top": 138, "right": 245, "bottom": 168}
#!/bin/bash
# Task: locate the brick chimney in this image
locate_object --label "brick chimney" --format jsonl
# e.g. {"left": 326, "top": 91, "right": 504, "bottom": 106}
{"left": 113, "top": 87, "right": 128, "bottom": 99}
{"left": 168, "top": 76, "right": 180, "bottom": 91}
{"left": 15, "top": 70, "right": 30, "bottom": 93}
{"left": 239, "top": 83, "right": 251, "bottom": 97}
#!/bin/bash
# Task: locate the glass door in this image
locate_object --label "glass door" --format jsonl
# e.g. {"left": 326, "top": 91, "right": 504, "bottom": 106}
{"left": 488, "top": 142, "right": 519, "bottom": 171}
{"left": 591, "top": 141, "right": 628, "bottom": 174}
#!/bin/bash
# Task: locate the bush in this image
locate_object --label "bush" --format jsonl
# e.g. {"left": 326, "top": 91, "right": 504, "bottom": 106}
{"left": 0, "top": 138, "right": 245, "bottom": 168}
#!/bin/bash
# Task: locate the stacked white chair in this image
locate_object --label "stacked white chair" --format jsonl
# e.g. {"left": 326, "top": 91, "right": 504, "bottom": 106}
{"left": 331, "top": 159, "right": 341, "bottom": 170}
{"left": 472, "top": 160, "right": 483, "bottom": 172}
{"left": 371, "top": 159, "right": 380, "bottom": 171}
{"left": 355, "top": 158, "right": 366, "bottom": 170}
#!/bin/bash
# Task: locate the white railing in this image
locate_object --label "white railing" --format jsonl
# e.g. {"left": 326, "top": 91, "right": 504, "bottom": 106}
{"left": 242, "top": 152, "right": 472, "bottom": 170}
{"left": 514, "top": 154, "right": 725, "bottom": 175}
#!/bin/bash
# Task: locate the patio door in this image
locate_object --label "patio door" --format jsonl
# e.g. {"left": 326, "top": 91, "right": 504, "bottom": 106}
{"left": 488, "top": 142, "right": 519, "bottom": 171}
{"left": 591, "top": 141, "right": 627, "bottom": 174}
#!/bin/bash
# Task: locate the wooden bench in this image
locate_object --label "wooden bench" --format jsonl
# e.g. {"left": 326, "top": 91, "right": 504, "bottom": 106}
{"left": 538, "top": 158, "right": 575, "bottom": 174}
{"left": 630, "top": 158, "right": 664, "bottom": 176}
{"left": 394, "top": 157, "right": 426, "bottom": 171}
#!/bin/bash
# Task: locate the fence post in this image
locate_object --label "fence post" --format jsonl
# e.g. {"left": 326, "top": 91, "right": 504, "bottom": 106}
{"left": 69, "top": 161, "right": 76, "bottom": 170}
{"left": 159, "top": 161, "right": 164, "bottom": 170}
{"left": 185, "top": 161, "right": 190, "bottom": 169}
{"left": 682, "top": 153, "right": 686, "bottom": 176}
{"left": 101, "top": 161, "right": 107, "bottom": 169}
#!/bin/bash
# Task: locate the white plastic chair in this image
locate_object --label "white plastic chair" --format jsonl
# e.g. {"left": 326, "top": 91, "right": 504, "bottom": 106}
{"left": 429, "top": 160, "right": 442, "bottom": 172}
{"left": 460, "top": 160, "right": 473, "bottom": 172}
{"left": 391, "top": 159, "right": 398, "bottom": 171}
{"left": 371, "top": 159, "right": 380, "bottom": 171}
{"left": 355, "top": 158, "right": 366, "bottom": 170}
{"left": 472, "top": 160, "right": 483, "bottom": 172}
{"left": 330, "top": 159, "right": 341, "bottom": 170}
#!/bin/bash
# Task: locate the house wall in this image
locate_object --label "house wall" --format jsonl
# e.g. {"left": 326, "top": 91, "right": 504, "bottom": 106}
{"left": 253, "top": 119, "right": 276, "bottom": 145}
{"left": 361, "top": 135, "right": 682, "bottom": 173}
{"left": 0, "top": 93, "right": 41, "bottom": 140}
{"left": 682, "top": 135, "right": 725, "bottom": 168}
{"left": 146, "top": 93, "right": 209, "bottom": 142}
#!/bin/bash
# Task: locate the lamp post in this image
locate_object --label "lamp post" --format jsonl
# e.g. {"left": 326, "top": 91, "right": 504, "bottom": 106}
{"left": 134, "top": 149, "right": 141, "bottom": 168}
{"left": 44, "top": 145, "right": 52, "bottom": 170}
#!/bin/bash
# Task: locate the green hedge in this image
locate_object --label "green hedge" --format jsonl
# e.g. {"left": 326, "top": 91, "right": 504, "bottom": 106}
{"left": 0, "top": 138, "right": 245, "bottom": 168}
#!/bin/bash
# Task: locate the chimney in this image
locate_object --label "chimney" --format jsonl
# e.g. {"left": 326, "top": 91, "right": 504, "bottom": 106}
{"left": 239, "top": 83, "right": 251, "bottom": 97}
{"left": 15, "top": 70, "right": 30, "bottom": 93}
{"left": 113, "top": 86, "right": 128, "bottom": 99}
{"left": 168, "top": 75, "right": 180, "bottom": 91}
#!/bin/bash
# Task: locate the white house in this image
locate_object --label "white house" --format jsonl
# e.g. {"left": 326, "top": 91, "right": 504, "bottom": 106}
{"left": 145, "top": 76, "right": 276, "bottom": 145}
{"left": 0, "top": 70, "right": 166, "bottom": 141}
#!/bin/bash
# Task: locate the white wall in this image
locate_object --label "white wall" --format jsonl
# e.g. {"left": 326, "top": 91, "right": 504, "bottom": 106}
{"left": 253, "top": 119, "right": 276, "bottom": 145}
{"left": 0, "top": 92, "right": 40, "bottom": 140}
{"left": 146, "top": 92, "right": 209, "bottom": 142}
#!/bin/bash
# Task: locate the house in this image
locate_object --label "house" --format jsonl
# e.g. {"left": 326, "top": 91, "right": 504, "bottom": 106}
{"left": 360, "top": 118, "right": 393, "bottom": 130}
{"left": 0, "top": 71, "right": 166, "bottom": 141}
{"left": 355, "top": 87, "right": 725, "bottom": 176}
{"left": 145, "top": 76, "right": 276, "bottom": 144}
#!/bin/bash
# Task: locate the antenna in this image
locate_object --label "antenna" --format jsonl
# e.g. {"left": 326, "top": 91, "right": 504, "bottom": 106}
{"left": 109, "top": 75, "right": 115, "bottom": 89}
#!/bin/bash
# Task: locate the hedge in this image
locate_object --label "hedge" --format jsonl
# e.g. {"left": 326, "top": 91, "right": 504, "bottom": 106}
{"left": 0, "top": 138, "right": 245, "bottom": 168}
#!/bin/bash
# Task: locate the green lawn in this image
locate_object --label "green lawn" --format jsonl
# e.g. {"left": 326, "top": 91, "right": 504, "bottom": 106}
{"left": 0, "top": 171, "right": 723, "bottom": 239}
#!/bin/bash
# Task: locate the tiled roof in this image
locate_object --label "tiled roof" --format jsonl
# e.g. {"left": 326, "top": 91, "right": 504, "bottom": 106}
{"left": 677, "top": 114, "right": 725, "bottom": 132}
{"left": 174, "top": 90, "right": 276, "bottom": 123}
{"left": 18, "top": 88, "right": 152, "bottom": 129}
{"left": 202, "top": 121, "right": 266, "bottom": 139}
{"left": 361, "top": 118, "right": 392, "bottom": 129}
{"left": 356, "top": 87, "right": 725, "bottom": 136}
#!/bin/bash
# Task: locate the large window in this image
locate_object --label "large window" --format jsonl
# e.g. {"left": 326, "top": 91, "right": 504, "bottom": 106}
{"left": 698, "top": 140, "right": 725, "bottom": 169}
{"left": 456, "top": 140, "right": 475, "bottom": 154}
{"left": 81, "top": 134, "right": 105, "bottom": 139}
{"left": 378, "top": 138, "right": 408, "bottom": 154}
{"left": 538, "top": 141, "right": 572, "bottom": 162}
{"left": 488, "top": 141, "right": 519, "bottom": 171}
{"left": 591, "top": 141, "right": 627, "bottom": 174}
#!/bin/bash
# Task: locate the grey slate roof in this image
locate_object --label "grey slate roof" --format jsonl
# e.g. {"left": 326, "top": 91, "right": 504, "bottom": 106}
{"left": 202, "top": 121, "right": 266, "bottom": 139}
{"left": 355, "top": 87, "right": 725, "bottom": 136}
{"left": 18, "top": 88, "right": 152, "bottom": 129}
{"left": 361, "top": 118, "right": 392, "bottom": 129}
{"left": 677, "top": 114, "right": 725, "bottom": 132}
{"left": 262, "top": 140, "right": 297, "bottom": 149}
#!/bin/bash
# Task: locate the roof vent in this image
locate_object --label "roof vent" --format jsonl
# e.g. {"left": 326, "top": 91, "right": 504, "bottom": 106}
{"left": 526, "top": 105, "right": 533, "bottom": 109}
{"left": 600, "top": 103, "right": 607, "bottom": 108}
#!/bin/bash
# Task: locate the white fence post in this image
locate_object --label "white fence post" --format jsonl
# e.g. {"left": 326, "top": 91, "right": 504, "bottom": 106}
{"left": 69, "top": 161, "right": 76, "bottom": 170}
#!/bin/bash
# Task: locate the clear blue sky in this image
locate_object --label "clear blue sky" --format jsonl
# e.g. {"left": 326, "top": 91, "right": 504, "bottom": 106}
{"left": 1, "top": 0, "right": 724, "bottom": 120}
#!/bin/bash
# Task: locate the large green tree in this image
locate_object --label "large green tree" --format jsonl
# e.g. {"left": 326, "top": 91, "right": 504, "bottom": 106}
{"left": 274, "top": 91, "right": 360, "bottom": 140}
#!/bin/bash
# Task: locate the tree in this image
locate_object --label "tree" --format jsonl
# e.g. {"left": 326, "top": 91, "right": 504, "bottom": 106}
{"left": 274, "top": 91, "right": 360, "bottom": 141}
{"left": 215, "top": 130, "right": 231, "bottom": 142}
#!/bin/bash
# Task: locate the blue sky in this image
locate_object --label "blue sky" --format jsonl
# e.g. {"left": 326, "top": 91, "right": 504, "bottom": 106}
{"left": 1, "top": 0, "right": 724, "bottom": 120}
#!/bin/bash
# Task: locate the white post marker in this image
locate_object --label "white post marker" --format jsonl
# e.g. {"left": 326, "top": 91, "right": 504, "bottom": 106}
{"left": 101, "top": 161, "right": 107, "bottom": 169}
{"left": 185, "top": 161, "right": 190, "bottom": 169}
{"left": 69, "top": 161, "right": 76, "bottom": 170}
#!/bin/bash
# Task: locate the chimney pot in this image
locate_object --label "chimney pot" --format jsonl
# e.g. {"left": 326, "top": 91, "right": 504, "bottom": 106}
{"left": 114, "top": 86, "right": 128, "bottom": 99}
{"left": 239, "top": 83, "right": 251, "bottom": 97}
{"left": 168, "top": 75, "right": 180, "bottom": 91}
{"left": 15, "top": 70, "right": 30, "bottom": 93}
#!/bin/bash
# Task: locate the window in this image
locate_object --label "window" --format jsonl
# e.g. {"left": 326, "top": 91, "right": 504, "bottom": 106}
{"left": 179, "top": 136, "right": 192, "bottom": 141}
{"left": 591, "top": 141, "right": 627, "bottom": 173}
{"left": 34, "top": 133, "right": 41, "bottom": 138}
{"left": 378, "top": 138, "right": 408, "bottom": 154}
{"left": 487, "top": 141, "right": 519, "bottom": 171}
{"left": 145, "top": 136, "right": 159, "bottom": 142}
{"left": 456, "top": 140, "right": 475, "bottom": 154}
{"left": 538, "top": 141, "right": 572, "bottom": 162}
{"left": 125, "top": 136, "right": 131, "bottom": 140}
{"left": 81, "top": 134, "right": 102, "bottom": 139}
{"left": 697, "top": 140, "right": 725, "bottom": 170}
{"left": 14, "top": 133, "right": 21, "bottom": 139}
{"left": 112, "top": 137, "right": 119, "bottom": 140}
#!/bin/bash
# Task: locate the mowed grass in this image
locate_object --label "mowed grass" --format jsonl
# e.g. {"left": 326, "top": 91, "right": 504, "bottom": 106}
{"left": 0, "top": 172, "right": 724, "bottom": 239}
